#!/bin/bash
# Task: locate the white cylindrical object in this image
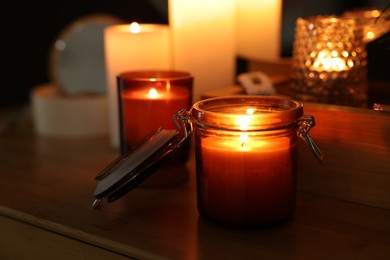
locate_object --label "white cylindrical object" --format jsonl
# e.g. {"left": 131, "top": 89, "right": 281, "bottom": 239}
{"left": 169, "top": 0, "right": 236, "bottom": 102}
{"left": 31, "top": 84, "right": 109, "bottom": 137}
{"left": 104, "top": 23, "right": 172, "bottom": 148}
{"left": 236, "top": 0, "right": 282, "bottom": 61}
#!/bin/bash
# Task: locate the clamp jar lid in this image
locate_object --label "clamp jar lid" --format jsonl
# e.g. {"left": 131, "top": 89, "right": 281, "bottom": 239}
{"left": 92, "top": 127, "right": 182, "bottom": 208}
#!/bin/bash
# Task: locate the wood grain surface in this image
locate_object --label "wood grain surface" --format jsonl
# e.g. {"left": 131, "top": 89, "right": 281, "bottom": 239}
{"left": 0, "top": 104, "right": 389, "bottom": 259}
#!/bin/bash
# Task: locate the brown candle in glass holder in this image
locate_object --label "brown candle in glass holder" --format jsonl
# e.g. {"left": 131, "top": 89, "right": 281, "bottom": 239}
{"left": 117, "top": 70, "right": 193, "bottom": 185}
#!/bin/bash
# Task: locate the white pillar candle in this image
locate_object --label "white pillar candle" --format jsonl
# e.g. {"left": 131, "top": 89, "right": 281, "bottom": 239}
{"left": 104, "top": 23, "right": 172, "bottom": 148}
{"left": 169, "top": 0, "right": 236, "bottom": 102}
{"left": 236, "top": 0, "right": 282, "bottom": 61}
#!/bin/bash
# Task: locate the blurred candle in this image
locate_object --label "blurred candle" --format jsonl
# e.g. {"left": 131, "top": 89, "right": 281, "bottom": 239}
{"left": 169, "top": 0, "right": 236, "bottom": 102}
{"left": 291, "top": 16, "right": 367, "bottom": 107}
{"left": 121, "top": 86, "right": 189, "bottom": 148}
{"left": 312, "top": 50, "right": 351, "bottom": 72}
{"left": 236, "top": 0, "right": 282, "bottom": 61}
{"left": 104, "top": 23, "right": 172, "bottom": 148}
{"left": 117, "top": 71, "right": 192, "bottom": 156}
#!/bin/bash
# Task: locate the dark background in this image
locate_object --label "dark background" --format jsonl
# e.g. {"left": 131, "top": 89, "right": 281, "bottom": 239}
{"left": 5, "top": 0, "right": 388, "bottom": 108}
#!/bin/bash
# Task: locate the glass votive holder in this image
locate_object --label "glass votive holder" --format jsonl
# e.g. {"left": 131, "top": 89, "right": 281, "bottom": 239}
{"left": 117, "top": 70, "right": 193, "bottom": 164}
{"left": 184, "top": 95, "right": 322, "bottom": 227}
{"left": 291, "top": 16, "right": 368, "bottom": 107}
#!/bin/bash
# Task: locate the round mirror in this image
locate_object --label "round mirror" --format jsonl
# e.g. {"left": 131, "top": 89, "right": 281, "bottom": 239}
{"left": 49, "top": 14, "right": 123, "bottom": 95}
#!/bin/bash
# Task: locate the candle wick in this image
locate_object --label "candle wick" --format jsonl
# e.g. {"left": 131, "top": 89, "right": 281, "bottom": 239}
{"left": 240, "top": 133, "right": 248, "bottom": 148}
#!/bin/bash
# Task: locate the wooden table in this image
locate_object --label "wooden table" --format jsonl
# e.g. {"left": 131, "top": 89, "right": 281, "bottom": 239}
{"left": 0, "top": 104, "right": 389, "bottom": 259}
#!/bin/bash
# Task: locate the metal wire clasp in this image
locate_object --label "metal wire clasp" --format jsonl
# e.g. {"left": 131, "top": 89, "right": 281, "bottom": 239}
{"left": 173, "top": 109, "right": 193, "bottom": 146}
{"left": 298, "top": 115, "right": 323, "bottom": 163}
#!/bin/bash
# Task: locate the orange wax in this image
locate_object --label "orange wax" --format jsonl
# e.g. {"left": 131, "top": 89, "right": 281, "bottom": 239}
{"left": 196, "top": 134, "right": 298, "bottom": 225}
{"left": 122, "top": 87, "right": 189, "bottom": 147}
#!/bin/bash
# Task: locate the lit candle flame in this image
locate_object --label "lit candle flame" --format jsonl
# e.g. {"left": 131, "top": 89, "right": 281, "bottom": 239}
{"left": 166, "top": 81, "right": 171, "bottom": 91}
{"left": 147, "top": 88, "right": 159, "bottom": 98}
{"left": 238, "top": 108, "right": 256, "bottom": 148}
{"left": 129, "top": 22, "right": 141, "bottom": 34}
{"left": 313, "top": 50, "right": 350, "bottom": 72}
{"left": 238, "top": 116, "right": 250, "bottom": 131}
{"left": 246, "top": 108, "right": 256, "bottom": 115}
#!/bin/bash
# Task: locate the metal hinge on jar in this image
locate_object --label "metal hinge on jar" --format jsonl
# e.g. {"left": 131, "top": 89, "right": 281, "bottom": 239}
{"left": 298, "top": 115, "right": 324, "bottom": 163}
{"left": 173, "top": 109, "right": 193, "bottom": 146}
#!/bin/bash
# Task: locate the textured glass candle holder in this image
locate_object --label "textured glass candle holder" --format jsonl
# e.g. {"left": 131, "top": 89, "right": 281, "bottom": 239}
{"left": 291, "top": 16, "right": 368, "bottom": 107}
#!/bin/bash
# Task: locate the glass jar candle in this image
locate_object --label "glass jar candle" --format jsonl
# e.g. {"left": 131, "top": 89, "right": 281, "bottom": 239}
{"left": 117, "top": 70, "right": 193, "bottom": 162}
{"left": 182, "top": 95, "right": 322, "bottom": 227}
